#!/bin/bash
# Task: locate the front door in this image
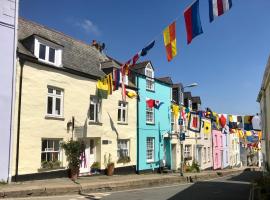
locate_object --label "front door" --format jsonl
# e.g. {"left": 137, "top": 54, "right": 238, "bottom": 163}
{"left": 171, "top": 144, "right": 177, "bottom": 170}
{"left": 197, "top": 147, "right": 202, "bottom": 166}
{"left": 80, "top": 139, "right": 90, "bottom": 175}
{"left": 89, "top": 139, "right": 95, "bottom": 170}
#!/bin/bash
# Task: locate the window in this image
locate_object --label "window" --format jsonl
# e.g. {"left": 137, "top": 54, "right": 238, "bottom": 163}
{"left": 41, "top": 139, "right": 61, "bottom": 163}
{"left": 46, "top": 87, "right": 63, "bottom": 117}
{"left": 89, "top": 96, "right": 101, "bottom": 123}
{"left": 146, "top": 106, "right": 154, "bottom": 124}
{"left": 34, "top": 38, "right": 62, "bottom": 67}
{"left": 118, "top": 101, "right": 128, "bottom": 123}
{"left": 203, "top": 147, "right": 207, "bottom": 163}
{"left": 208, "top": 147, "right": 210, "bottom": 162}
{"left": 38, "top": 44, "right": 56, "bottom": 64}
{"left": 145, "top": 65, "right": 154, "bottom": 91}
{"left": 184, "top": 145, "right": 191, "bottom": 158}
{"left": 119, "top": 73, "right": 129, "bottom": 85}
{"left": 146, "top": 137, "right": 154, "bottom": 162}
{"left": 117, "top": 140, "right": 129, "bottom": 158}
{"left": 171, "top": 111, "right": 174, "bottom": 131}
{"left": 180, "top": 91, "right": 184, "bottom": 105}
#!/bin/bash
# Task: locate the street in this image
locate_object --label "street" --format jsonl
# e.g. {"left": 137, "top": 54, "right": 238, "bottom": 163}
{"left": 6, "top": 171, "right": 262, "bottom": 200}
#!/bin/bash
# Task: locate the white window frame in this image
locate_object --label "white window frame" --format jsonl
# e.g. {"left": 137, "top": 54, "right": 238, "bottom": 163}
{"left": 41, "top": 139, "right": 62, "bottom": 163}
{"left": 145, "top": 64, "right": 155, "bottom": 91}
{"left": 180, "top": 91, "right": 184, "bottom": 105}
{"left": 119, "top": 73, "right": 129, "bottom": 85}
{"left": 171, "top": 111, "right": 175, "bottom": 132}
{"left": 89, "top": 96, "right": 101, "bottom": 123}
{"left": 118, "top": 101, "right": 128, "bottom": 123}
{"left": 146, "top": 137, "right": 155, "bottom": 163}
{"left": 146, "top": 106, "right": 154, "bottom": 124}
{"left": 46, "top": 86, "right": 64, "bottom": 118}
{"left": 184, "top": 145, "right": 191, "bottom": 158}
{"left": 34, "top": 38, "right": 62, "bottom": 67}
{"left": 117, "top": 139, "right": 130, "bottom": 159}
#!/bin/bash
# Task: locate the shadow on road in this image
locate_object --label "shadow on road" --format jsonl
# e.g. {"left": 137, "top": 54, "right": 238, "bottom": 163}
{"left": 167, "top": 171, "right": 262, "bottom": 200}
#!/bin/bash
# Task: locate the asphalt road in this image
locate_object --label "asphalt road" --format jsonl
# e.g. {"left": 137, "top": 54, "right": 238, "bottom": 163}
{"left": 7, "top": 171, "right": 262, "bottom": 200}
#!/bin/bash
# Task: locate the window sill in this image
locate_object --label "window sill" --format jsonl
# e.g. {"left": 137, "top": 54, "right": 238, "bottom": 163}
{"left": 146, "top": 160, "right": 155, "bottom": 164}
{"left": 45, "top": 115, "right": 65, "bottom": 121}
{"left": 146, "top": 89, "right": 155, "bottom": 93}
{"left": 38, "top": 167, "right": 65, "bottom": 173}
{"left": 146, "top": 122, "right": 155, "bottom": 126}
{"left": 117, "top": 122, "right": 128, "bottom": 125}
{"left": 88, "top": 121, "right": 103, "bottom": 126}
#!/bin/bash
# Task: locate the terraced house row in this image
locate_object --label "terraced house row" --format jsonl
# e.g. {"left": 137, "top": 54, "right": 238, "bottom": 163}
{"left": 9, "top": 18, "right": 245, "bottom": 181}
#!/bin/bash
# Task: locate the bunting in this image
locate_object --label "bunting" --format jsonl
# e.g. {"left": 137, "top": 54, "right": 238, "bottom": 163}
{"left": 209, "top": 0, "right": 232, "bottom": 22}
{"left": 163, "top": 22, "right": 177, "bottom": 62}
{"left": 184, "top": 0, "right": 203, "bottom": 44}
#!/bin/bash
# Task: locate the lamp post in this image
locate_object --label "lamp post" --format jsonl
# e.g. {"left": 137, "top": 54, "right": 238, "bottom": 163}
{"left": 180, "top": 82, "right": 198, "bottom": 176}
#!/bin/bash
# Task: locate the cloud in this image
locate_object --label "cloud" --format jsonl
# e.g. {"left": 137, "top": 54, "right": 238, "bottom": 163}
{"left": 75, "top": 19, "right": 101, "bottom": 36}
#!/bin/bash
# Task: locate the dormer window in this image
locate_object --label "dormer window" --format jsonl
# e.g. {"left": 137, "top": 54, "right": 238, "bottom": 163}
{"left": 145, "top": 64, "right": 154, "bottom": 91}
{"left": 34, "top": 37, "right": 62, "bottom": 67}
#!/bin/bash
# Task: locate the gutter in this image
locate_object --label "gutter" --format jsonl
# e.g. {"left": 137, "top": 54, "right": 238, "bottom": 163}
{"left": 14, "top": 59, "right": 24, "bottom": 182}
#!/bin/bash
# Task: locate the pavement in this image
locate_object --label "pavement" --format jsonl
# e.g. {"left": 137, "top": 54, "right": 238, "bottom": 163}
{"left": 0, "top": 167, "right": 260, "bottom": 199}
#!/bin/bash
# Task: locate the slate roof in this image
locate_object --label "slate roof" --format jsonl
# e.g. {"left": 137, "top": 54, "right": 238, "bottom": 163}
{"left": 17, "top": 18, "right": 109, "bottom": 78}
{"left": 157, "top": 77, "right": 173, "bottom": 85}
{"left": 184, "top": 92, "right": 192, "bottom": 99}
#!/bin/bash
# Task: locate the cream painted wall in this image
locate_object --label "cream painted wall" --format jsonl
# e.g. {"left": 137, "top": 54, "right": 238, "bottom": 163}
{"left": 12, "top": 60, "right": 137, "bottom": 175}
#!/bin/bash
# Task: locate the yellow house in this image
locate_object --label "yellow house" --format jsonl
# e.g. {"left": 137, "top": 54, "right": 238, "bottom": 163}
{"left": 11, "top": 18, "right": 137, "bottom": 180}
{"left": 257, "top": 55, "right": 270, "bottom": 170}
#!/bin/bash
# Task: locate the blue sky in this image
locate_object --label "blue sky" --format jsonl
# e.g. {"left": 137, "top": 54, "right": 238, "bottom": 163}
{"left": 19, "top": 0, "right": 270, "bottom": 115}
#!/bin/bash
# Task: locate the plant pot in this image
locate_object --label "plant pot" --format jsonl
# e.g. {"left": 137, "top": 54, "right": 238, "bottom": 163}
{"left": 69, "top": 167, "right": 79, "bottom": 181}
{"left": 106, "top": 164, "right": 114, "bottom": 176}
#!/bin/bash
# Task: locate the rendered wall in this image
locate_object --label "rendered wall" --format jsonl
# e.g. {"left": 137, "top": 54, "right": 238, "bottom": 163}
{"left": 0, "top": 0, "right": 18, "bottom": 181}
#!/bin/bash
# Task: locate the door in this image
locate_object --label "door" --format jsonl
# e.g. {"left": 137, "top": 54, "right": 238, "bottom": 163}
{"left": 89, "top": 139, "right": 96, "bottom": 170}
{"left": 171, "top": 144, "right": 177, "bottom": 170}
{"left": 197, "top": 147, "right": 202, "bottom": 166}
{"left": 80, "top": 139, "right": 90, "bottom": 174}
{"left": 220, "top": 150, "right": 223, "bottom": 168}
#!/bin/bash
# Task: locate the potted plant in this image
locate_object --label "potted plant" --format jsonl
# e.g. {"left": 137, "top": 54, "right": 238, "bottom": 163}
{"left": 91, "top": 162, "right": 100, "bottom": 174}
{"left": 61, "top": 139, "right": 82, "bottom": 180}
{"left": 104, "top": 153, "right": 114, "bottom": 176}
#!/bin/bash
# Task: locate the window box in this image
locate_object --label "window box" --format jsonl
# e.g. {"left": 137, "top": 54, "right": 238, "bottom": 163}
{"left": 117, "top": 156, "right": 131, "bottom": 164}
{"left": 39, "top": 160, "right": 64, "bottom": 172}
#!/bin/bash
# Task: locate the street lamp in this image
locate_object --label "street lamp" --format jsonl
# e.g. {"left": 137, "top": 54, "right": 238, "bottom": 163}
{"left": 180, "top": 82, "right": 198, "bottom": 176}
{"left": 183, "top": 82, "right": 198, "bottom": 89}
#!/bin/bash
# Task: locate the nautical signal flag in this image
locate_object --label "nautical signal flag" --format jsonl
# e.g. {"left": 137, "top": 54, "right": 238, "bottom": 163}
{"left": 163, "top": 21, "right": 177, "bottom": 62}
{"left": 184, "top": 0, "right": 203, "bottom": 44}
{"left": 209, "top": 0, "right": 232, "bottom": 22}
{"left": 131, "top": 40, "right": 155, "bottom": 66}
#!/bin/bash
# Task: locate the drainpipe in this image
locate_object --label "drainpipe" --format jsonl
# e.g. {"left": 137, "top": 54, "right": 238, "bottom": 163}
{"left": 14, "top": 59, "right": 24, "bottom": 182}
{"left": 136, "top": 75, "right": 140, "bottom": 174}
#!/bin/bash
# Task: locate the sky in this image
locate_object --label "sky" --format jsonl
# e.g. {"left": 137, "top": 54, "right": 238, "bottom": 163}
{"left": 19, "top": 0, "right": 270, "bottom": 115}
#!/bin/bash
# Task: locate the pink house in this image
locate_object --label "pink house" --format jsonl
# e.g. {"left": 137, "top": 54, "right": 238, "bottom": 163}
{"left": 212, "top": 130, "right": 223, "bottom": 169}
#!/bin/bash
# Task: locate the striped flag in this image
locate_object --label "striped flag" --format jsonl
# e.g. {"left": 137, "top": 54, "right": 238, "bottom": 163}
{"left": 184, "top": 0, "right": 203, "bottom": 44}
{"left": 163, "top": 22, "right": 177, "bottom": 62}
{"left": 209, "top": 0, "right": 232, "bottom": 22}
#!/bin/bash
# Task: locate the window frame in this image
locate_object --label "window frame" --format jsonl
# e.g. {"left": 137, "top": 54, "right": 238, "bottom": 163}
{"left": 34, "top": 38, "right": 62, "bottom": 67}
{"left": 117, "top": 101, "right": 128, "bottom": 124}
{"left": 171, "top": 110, "right": 175, "bottom": 132}
{"left": 117, "top": 139, "right": 130, "bottom": 159}
{"left": 146, "top": 106, "right": 155, "bottom": 124}
{"left": 145, "top": 64, "right": 155, "bottom": 91}
{"left": 146, "top": 137, "right": 155, "bottom": 163}
{"left": 89, "top": 95, "right": 101, "bottom": 123}
{"left": 46, "top": 86, "right": 64, "bottom": 118}
{"left": 184, "top": 145, "right": 191, "bottom": 158}
{"left": 41, "top": 139, "right": 62, "bottom": 164}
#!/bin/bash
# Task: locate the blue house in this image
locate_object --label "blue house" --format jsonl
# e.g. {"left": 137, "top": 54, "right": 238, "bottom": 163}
{"left": 131, "top": 61, "right": 172, "bottom": 173}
